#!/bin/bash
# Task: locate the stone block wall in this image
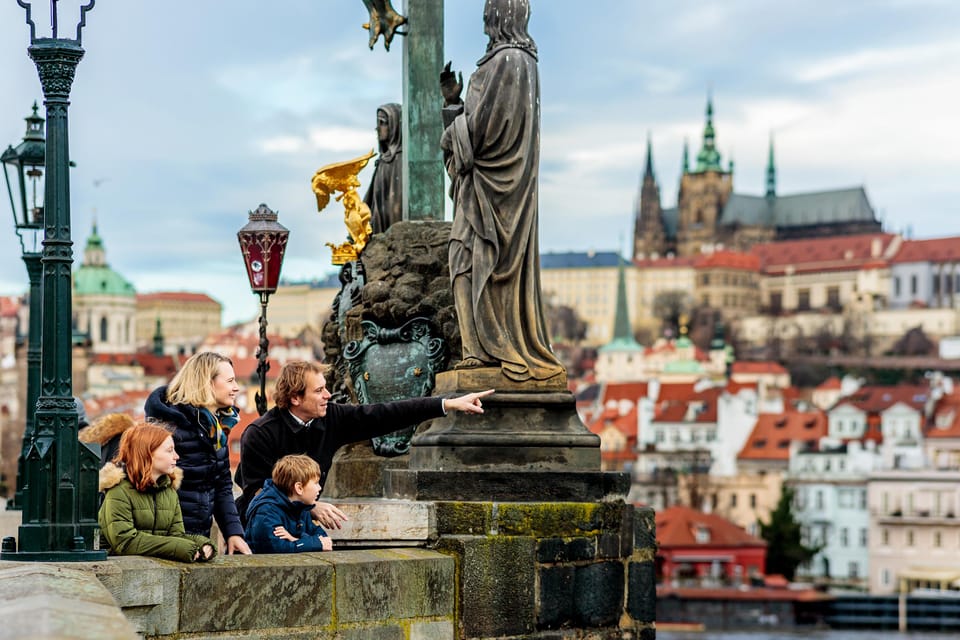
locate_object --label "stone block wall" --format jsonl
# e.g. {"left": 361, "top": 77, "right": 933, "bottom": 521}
{"left": 433, "top": 501, "right": 656, "bottom": 639}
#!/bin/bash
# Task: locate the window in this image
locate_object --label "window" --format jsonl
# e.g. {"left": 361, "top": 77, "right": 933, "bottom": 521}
{"left": 907, "top": 530, "right": 914, "bottom": 546}
{"left": 797, "top": 289, "right": 811, "bottom": 311}
{"left": 882, "top": 529, "right": 889, "bottom": 546}
{"left": 894, "top": 277, "right": 901, "bottom": 297}
{"left": 99, "top": 317, "right": 108, "bottom": 343}
{"left": 827, "top": 286, "right": 841, "bottom": 310}
{"left": 750, "top": 494, "right": 757, "bottom": 508}
{"left": 911, "top": 275, "right": 918, "bottom": 295}
{"left": 731, "top": 494, "right": 738, "bottom": 508}
{"left": 816, "top": 490, "right": 824, "bottom": 510}
{"left": 770, "top": 292, "right": 783, "bottom": 313}
{"left": 935, "top": 531, "right": 942, "bottom": 547}
{"left": 840, "top": 528, "right": 849, "bottom": 547}
{"left": 694, "top": 526, "right": 711, "bottom": 543}
{"left": 882, "top": 569, "right": 891, "bottom": 586}
{"left": 933, "top": 274, "right": 940, "bottom": 295}
{"left": 849, "top": 562, "right": 859, "bottom": 579}
{"left": 859, "top": 528, "right": 867, "bottom": 547}
{"left": 860, "top": 490, "right": 867, "bottom": 510}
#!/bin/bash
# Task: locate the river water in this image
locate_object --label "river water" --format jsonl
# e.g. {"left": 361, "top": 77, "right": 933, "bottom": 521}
{"left": 659, "top": 632, "right": 952, "bottom": 640}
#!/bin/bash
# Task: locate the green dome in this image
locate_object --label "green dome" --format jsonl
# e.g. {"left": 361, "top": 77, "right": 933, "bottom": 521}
{"left": 73, "top": 265, "right": 136, "bottom": 297}
{"left": 663, "top": 359, "right": 703, "bottom": 374}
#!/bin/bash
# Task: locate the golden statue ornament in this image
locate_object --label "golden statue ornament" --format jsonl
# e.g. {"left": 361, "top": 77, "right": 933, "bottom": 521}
{"left": 311, "top": 150, "right": 376, "bottom": 265}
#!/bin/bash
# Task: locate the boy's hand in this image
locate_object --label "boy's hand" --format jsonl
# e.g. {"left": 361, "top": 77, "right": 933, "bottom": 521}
{"left": 312, "top": 502, "right": 348, "bottom": 529}
{"left": 273, "top": 526, "right": 297, "bottom": 541}
{"left": 320, "top": 535, "right": 333, "bottom": 551}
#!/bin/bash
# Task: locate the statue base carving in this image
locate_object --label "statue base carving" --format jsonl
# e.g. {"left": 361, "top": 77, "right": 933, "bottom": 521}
{"left": 323, "top": 441, "right": 409, "bottom": 499}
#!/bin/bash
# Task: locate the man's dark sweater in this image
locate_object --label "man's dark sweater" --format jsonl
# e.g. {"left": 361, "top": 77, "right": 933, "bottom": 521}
{"left": 234, "top": 397, "right": 444, "bottom": 521}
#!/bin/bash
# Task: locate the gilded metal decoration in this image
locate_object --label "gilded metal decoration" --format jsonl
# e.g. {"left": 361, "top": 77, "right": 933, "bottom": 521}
{"left": 360, "top": 0, "right": 407, "bottom": 51}
{"left": 311, "top": 150, "right": 376, "bottom": 265}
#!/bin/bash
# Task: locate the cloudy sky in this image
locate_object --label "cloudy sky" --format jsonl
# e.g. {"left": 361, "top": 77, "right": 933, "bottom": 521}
{"left": 0, "top": 1, "right": 957, "bottom": 324}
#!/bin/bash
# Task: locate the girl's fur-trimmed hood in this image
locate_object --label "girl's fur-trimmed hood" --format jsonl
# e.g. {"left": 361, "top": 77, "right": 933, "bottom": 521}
{"left": 98, "top": 462, "right": 183, "bottom": 492}
{"left": 79, "top": 413, "right": 135, "bottom": 446}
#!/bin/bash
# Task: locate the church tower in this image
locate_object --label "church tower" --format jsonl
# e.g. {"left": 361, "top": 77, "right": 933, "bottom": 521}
{"left": 633, "top": 135, "right": 666, "bottom": 260}
{"left": 676, "top": 96, "right": 733, "bottom": 256}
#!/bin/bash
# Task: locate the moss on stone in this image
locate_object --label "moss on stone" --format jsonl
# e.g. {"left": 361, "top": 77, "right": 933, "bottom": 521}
{"left": 435, "top": 501, "right": 492, "bottom": 534}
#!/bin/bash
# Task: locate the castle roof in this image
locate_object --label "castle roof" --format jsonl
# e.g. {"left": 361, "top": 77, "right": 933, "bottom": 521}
{"left": 722, "top": 187, "right": 876, "bottom": 229}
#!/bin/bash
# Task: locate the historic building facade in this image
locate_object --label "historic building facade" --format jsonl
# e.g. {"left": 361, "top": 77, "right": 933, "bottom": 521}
{"left": 633, "top": 98, "right": 882, "bottom": 261}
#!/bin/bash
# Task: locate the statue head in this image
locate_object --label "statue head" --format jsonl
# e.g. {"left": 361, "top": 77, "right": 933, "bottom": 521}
{"left": 483, "top": 0, "right": 536, "bottom": 52}
{"left": 376, "top": 103, "right": 402, "bottom": 161}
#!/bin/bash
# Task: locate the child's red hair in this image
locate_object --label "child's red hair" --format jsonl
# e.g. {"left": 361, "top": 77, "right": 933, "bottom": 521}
{"left": 117, "top": 423, "right": 176, "bottom": 491}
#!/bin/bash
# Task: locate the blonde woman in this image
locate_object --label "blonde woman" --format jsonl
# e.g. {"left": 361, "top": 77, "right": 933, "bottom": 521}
{"left": 145, "top": 352, "right": 251, "bottom": 554}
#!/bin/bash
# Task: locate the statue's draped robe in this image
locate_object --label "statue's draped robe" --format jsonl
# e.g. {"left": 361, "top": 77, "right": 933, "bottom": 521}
{"left": 365, "top": 103, "right": 404, "bottom": 234}
{"left": 442, "top": 44, "right": 563, "bottom": 382}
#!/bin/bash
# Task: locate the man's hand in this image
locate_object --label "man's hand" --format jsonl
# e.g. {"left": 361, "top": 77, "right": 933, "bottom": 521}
{"left": 273, "top": 526, "right": 297, "bottom": 541}
{"left": 226, "top": 535, "right": 252, "bottom": 555}
{"left": 312, "top": 502, "right": 349, "bottom": 530}
{"left": 440, "top": 61, "right": 463, "bottom": 106}
{"left": 443, "top": 389, "right": 495, "bottom": 415}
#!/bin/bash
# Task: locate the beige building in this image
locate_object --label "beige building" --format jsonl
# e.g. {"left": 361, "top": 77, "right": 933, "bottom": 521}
{"left": 633, "top": 256, "right": 696, "bottom": 336}
{"left": 268, "top": 277, "right": 341, "bottom": 339}
{"left": 136, "top": 292, "right": 222, "bottom": 355}
{"left": 693, "top": 251, "right": 761, "bottom": 319}
{"left": 701, "top": 471, "right": 783, "bottom": 537}
{"left": 541, "top": 252, "right": 639, "bottom": 346}
{"left": 868, "top": 470, "right": 960, "bottom": 594}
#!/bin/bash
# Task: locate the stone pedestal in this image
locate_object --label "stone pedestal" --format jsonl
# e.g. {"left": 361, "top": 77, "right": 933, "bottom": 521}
{"left": 384, "top": 368, "right": 627, "bottom": 502}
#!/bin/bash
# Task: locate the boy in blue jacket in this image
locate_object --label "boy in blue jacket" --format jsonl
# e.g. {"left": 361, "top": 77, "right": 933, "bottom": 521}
{"left": 245, "top": 454, "right": 333, "bottom": 553}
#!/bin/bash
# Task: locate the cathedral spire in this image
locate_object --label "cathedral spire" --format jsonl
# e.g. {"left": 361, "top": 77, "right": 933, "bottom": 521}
{"left": 681, "top": 138, "right": 689, "bottom": 174}
{"left": 643, "top": 132, "right": 655, "bottom": 179}
{"left": 84, "top": 219, "right": 106, "bottom": 267}
{"left": 604, "top": 254, "right": 643, "bottom": 351}
{"left": 694, "top": 94, "right": 723, "bottom": 173}
{"left": 765, "top": 134, "right": 777, "bottom": 199}
{"left": 152, "top": 317, "right": 165, "bottom": 356}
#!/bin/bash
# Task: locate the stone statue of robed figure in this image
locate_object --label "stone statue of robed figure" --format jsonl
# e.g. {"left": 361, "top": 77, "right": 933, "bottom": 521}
{"left": 440, "top": 0, "right": 563, "bottom": 383}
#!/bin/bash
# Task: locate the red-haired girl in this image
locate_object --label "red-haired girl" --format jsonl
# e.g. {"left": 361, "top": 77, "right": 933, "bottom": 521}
{"left": 98, "top": 423, "right": 216, "bottom": 562}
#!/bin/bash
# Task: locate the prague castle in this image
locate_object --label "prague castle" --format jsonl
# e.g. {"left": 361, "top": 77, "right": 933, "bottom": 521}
{"left": 633, "top": 98, "right": 882, "bottom": 260}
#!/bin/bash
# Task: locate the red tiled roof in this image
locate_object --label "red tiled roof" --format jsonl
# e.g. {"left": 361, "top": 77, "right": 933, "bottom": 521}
{"left": 137, "top": 291, "right": 221, "bottom": 305}
{"left": 834, "top": 384, "right": 928, "bottom": 414}
{"left": 816, "top": 376, "right": 842, "bottom": 391}
{"left": 891, "top": 237, "right": 960, "bottom": 265}
{"left": 0, "top": 296, "right": 20, "bottom": 318}
{"left": 750, "top": 233, "right": 896, "bottom": 275}
{"left": 738, "top": 411, "right": 827, "bottom": 461}
{"left": 926, "top": 391, "right": 960, "bottom": 439}
{"left": 732, "top": 361, "right": 788, "bottom": 375}
{"left": 656, "top": 505, "right": 766, "bottom": 548}
{"left": 693, "top": 250, "right": 761, "bottom": 271}
{"left": 89, "top": 352, "right": 177, "bottom": 378}
{"left": 600, "top": 381, "right": 649, "bottom": 403}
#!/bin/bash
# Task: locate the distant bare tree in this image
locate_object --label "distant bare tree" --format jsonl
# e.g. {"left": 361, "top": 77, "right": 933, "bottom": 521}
{"left": 653, "top": 290, "right": 693, "bottom": 338}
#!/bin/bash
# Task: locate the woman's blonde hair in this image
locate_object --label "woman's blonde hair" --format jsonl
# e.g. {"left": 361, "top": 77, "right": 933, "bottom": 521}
{"left": 118, "top": 423, "right": 176, "bottom": 492}
{"left": 166, "top": 352, "right": 233, "bottom": 408}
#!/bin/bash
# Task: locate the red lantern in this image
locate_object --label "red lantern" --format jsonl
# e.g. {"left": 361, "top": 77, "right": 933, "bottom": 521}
{"left": 237, "top": 203, "right": 289, "bottom": 296}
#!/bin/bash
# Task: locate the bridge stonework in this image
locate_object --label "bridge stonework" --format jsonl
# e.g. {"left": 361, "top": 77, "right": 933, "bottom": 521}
{"left": 0, "top": 503, "right": 656, "bottom": 639}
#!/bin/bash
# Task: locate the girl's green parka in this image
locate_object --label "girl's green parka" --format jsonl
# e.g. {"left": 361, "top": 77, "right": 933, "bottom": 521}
{"left": 98, "top": 462, "right": 215, "bottom": 563}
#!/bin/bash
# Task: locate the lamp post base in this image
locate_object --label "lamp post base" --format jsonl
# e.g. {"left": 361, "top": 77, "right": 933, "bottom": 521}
{"left": 1, "top": 535, "right": 106, "bottom": 561}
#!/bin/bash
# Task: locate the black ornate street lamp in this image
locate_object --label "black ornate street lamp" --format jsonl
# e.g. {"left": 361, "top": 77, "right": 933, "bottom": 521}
{"left": 237, "top": 204, "right": 289, "bottom": 416}
{"left": 1, "top": 103, "right": 46, "bottom": 512}
{"left": 1, "top": 0, "right": 105, "bottom": 560}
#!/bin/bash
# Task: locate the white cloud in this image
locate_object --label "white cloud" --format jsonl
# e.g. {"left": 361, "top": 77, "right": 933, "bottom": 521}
{"left": 794, "top": 39, "right": 960, "bottom": 83}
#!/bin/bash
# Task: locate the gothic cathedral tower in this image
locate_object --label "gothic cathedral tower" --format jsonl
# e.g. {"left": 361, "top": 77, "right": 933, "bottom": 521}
{"left": 676, "top": 96, "right": 733, "bottom": 256}
{"left": 633, "top": 135, "right": 666, "bottom": 260}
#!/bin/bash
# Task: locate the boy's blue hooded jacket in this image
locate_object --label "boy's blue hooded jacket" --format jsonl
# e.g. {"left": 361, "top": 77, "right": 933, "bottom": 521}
{"left": 244, "top": 479, "right": 329, "bottom": 553}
